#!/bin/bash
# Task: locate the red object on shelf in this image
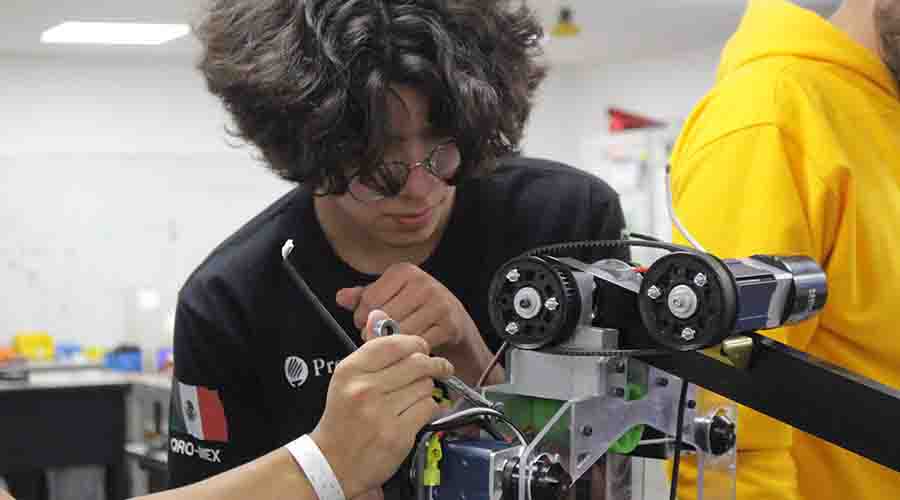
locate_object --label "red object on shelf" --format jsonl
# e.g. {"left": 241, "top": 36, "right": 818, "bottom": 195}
{"left": 608, "top": 108, "right": 666, "bottom": 132}
{"left": 0, "top": 347, "right": 18, "bottom": 362}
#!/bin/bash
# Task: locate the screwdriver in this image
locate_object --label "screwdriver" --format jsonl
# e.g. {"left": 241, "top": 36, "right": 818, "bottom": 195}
{"left": 372, "top": 318, "right": 499, "bottom": 410}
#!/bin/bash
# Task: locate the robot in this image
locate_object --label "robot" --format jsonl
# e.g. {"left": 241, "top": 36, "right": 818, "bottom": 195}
{"left": 282, "top": 234, "right": 900, "bottom": 500}
{"left": 406, "top": 239, "right": 899, "bottom": 500}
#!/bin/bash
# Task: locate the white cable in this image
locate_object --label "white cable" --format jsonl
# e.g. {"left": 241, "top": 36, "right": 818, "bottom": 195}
{"left": 665, "top": 165, "right": 707, "bottom": 253}
{"left": 285, "top": 434, "right": 346, "bottom": 500}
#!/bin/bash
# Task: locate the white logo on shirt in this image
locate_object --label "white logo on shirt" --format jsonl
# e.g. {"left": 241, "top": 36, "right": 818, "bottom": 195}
{"left": 170, "top": 438, "right": 222, "bottom": 463}
{"left": 285, "top": 356, "right": 310, "bottom": 388}
{"left": 284, "top": 355, "right": 342, "bottom": 388}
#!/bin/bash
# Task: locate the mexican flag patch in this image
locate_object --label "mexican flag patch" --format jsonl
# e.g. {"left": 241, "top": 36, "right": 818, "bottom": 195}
{"left": 170, "top": 381, "right": 229, "bottom": 442}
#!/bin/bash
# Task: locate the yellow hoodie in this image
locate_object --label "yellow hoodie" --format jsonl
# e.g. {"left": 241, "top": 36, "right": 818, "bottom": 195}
{"left": 669, "top": 1, "right": 900, "bottom": 499}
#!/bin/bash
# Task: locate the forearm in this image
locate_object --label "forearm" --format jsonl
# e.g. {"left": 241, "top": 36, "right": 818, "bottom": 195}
{"left": 136, "top": 448, "right": 314, "bottom": 500}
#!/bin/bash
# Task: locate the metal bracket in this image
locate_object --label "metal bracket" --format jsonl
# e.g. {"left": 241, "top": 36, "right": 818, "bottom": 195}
{"left": 701, "top": 335, "right": 754, "bottom": 370}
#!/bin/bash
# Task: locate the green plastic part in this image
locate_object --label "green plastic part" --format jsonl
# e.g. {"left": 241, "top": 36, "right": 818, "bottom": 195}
{"left": 609, "top": 383, "right": 647, "bottom": 454}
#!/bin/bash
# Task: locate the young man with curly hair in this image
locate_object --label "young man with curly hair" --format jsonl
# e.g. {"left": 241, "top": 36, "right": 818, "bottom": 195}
{"left": 168, "top": 0, "right": 628, "bottom": 498}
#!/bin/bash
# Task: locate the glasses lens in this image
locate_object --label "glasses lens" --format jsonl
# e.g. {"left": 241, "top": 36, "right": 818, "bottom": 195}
{"left": 349, "top": 162, "right": 408, "bottom": 201}
{"left": 347, "top": 141, "right": 459, "bottom": 202}
{"left": 431, "top": 142, "right": 461, "bottom": 180}
{"left": 348, "top": 176, "right": 382, "bottom": 202}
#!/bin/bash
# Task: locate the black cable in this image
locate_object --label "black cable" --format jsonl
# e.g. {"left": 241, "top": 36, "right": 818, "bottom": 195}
{"left": 281, "top": 240, "right": 359, "bottom": 354}
{"left": 481, "top": 420, "right": 507, "bottom": 441}
{"left": 420, "top": 415, "right": 508, "bottom": 442}
{"left": 625, "top": 231, "right": 663, "bottom": 242}
{"left": 425, "top": 407, "right": 528, "bottom": 447}
{"left": 669, "top": 379, "right": 689, "bottom": 500}
{"left": 492, "top": 413, "right": 528, "bottom": 447}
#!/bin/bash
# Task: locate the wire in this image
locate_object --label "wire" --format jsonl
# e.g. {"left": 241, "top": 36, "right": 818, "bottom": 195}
{"left": 490, "top": 413, "right": 528, "bottom": 449}
{"left": 665, "top": 164, "right": 707, "bottom": 253}
{"left": 669, "top": 379, "right": 689, "bottom": 500}
{"left": 481, "top": 421, "right": 508, "bottom": 441}
{"left": 624, "top": 231, "right": 663, "bottom": 242}
{"left": 426, "top": 407, "right": 528, "bottom": 448}
{"left": 421, "top": 414, "right": 508, "bottom": 442}
{"left": 427, "top": 407, "right": 500, "bottom": 428}
{"left": 281, "top": 240, "right": 359, "bottom": 354}
{"left": 422, "top": 415, "right": 484, "bottom": 433}
{"left": 476, "top": 341, "right": 510, "bottom": 389}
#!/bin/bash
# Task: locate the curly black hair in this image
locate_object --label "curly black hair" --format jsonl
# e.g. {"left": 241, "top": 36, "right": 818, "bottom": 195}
{"left": 195, "top": 0, "right": 546, "bottom": 193}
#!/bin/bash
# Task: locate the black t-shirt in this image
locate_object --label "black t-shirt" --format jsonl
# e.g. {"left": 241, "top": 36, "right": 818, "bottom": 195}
{"left": 167, "top": 157, "right": 628, "bottom": 490}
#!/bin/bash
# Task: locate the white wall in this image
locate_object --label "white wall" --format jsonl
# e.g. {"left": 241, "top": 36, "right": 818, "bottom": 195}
{"left": 0, "top": 55, "right": 293, "bottom": 353}
{"left": 523, "top": 46, "right": 722, "bottom": 168}
{"left": 523, "top": 46, "right": 722, "bottom": 249}
{"left": 0, "top": 46, "right": 722, "bottom": 352}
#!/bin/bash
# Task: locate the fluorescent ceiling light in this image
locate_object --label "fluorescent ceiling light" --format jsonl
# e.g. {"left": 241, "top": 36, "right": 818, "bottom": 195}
{"left": 41, "top": 22, "right": 190, "bottom": 45}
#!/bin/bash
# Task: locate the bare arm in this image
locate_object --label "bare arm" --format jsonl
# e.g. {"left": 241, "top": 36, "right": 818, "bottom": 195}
{"left": 137, "top": 448, "right": 314, "bottom": 500}
{"left": 136, "top": 315, "right": 453, "bottom": 500}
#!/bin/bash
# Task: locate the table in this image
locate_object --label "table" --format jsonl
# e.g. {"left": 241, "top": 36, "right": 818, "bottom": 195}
{"left": 0, "top": 368, "right": 132, "bottom": 500}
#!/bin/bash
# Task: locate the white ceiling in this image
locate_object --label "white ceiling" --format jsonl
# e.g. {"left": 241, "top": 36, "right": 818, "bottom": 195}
{"left": 0, "top": 0, "right": 840, "bottom": 65}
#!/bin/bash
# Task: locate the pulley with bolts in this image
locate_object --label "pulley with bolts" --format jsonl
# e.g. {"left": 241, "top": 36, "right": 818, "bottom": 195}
{"left": 488, "top": 256, "right": 581, "bottom": 350}
{"left": 637, "top": 252, "right": 738, "bottom": 351}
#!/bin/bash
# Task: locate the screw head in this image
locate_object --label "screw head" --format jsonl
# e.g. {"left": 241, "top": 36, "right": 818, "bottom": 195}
{"left": 687, "top": 400, "right": 697, "bottom": 409}
{"left": 513, "top": 287, "right": 542, "bottom": 320}
{"left": 506, "top": 269, "right": 521, "bottom": 283}
{"left": 694, "top": 273, "right": 708, "bottom": 287}
{"left": 681, "top": 327, "right": 696, "bottom": 341}
{"left": 612, "top": 387, "right": 626, "bottom": 398}
{"left": 647, "top": 286, "right": 662, "bottom": 300}
{"left": 668, "top": 285, "right": 699, "bottom": 319}
{"left": 581, "top": 425, "right": 593, "bottom": 437}
{"left": 505, "top": 322, "right": 519, "bottom": 335}
{"left": 545, "top": 297, "right": 559, "bottom": 311}
{"left": 656, "top": 377, "right": 669, "bottom": 387}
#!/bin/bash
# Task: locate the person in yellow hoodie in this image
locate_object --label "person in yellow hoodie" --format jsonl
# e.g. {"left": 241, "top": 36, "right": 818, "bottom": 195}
{"left": 669, "top": 0, "right": 900, "bottom": 499}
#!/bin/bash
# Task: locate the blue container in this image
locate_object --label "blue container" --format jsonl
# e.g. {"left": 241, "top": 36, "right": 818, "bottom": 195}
{"left": 55, "top": 342, "right": 83, "bottom": 361}
{"left": 104, "top": 349, "right": 143, "bottom": 372}
{"left": 156, "top": 347, "right": 174, "bottom": 372}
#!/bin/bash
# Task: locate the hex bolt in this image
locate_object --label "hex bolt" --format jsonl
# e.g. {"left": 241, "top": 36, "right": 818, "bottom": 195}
{"left": 506, "top": 269, "right": 520, "bottom": 283}
{"left": 694, "top": 273, "right": 708, "bottom": 287}
{"left": 545, "top": 297, "right": 559, "bottom": 311}
{"left": 647, "top": 286, "right": 662, "bottom": 300}
{"left": 681, "top": 327, "right": 696, "bottom": 341}
{"left": 505, "top": 322, "right": 519, "bottom": 335}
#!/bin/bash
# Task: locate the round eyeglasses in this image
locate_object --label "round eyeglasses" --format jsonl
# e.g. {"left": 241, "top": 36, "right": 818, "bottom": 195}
{"left": 348, "top": 140, "right": 461, "bottom": 203}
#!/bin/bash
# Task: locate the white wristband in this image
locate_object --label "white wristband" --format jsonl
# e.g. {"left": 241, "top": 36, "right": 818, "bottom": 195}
{"left": 286, "top": 434, "right": 347, "bottom": 500}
